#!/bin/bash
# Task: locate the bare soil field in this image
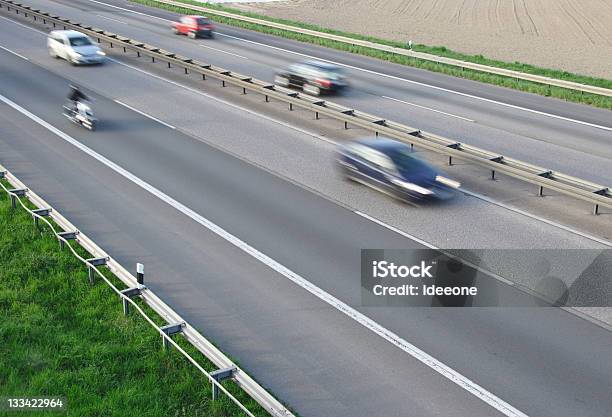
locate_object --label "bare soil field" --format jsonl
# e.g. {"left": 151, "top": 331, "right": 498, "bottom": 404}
{"left": 229, "top": 0, "right": 612, "bottom": 80}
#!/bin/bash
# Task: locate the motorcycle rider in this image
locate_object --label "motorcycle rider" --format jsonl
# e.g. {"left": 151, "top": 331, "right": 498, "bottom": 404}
{"left": 66, "top": 84, "right": 88, "bottom": 114}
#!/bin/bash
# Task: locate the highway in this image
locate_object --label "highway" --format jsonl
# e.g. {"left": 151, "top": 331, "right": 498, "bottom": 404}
{"left": 2, "top": 5, "right": 612, "bottom": 416}
{"left": 12, "top": 0, "right": 612, "bottom": 186}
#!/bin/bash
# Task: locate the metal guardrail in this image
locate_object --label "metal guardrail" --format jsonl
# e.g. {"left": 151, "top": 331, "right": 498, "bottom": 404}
{"left": 0, "top": 166, "right": 294, "bottom": 417}
{"left": 154, "top": 0, "right": 612, "bottom": 98}
{"left": 0, "top": 0, "right": 610, "bottom": 215}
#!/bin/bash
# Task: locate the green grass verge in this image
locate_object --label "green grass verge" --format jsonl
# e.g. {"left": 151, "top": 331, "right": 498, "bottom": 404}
{"left": 131, "top": 0, "right": 612, "bottom": 110}
{"left": 0, "top": 181, "right": 271, "bottom": 417}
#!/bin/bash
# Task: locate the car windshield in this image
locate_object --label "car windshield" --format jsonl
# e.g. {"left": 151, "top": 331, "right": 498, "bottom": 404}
{"left": 387, "top": 148, "right": 437, "bottom": 177}
{"left": 322, "top": 69, "right": 344, "bottom": 80}
{"left": 69, "top": 36, "right": 92, "bottom": 47}
{"left": 196, "top": 18, "right": 211, "bottom": 25}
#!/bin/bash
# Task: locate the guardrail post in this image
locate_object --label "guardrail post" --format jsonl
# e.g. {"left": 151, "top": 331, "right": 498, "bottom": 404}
{"left": 8, "top": 188, "right": 26, "bottom": 208}
{"left": 120, "top": 286, "right": 142, "bottom": 316}
{"left": 86, "top": 257, "right": 107, "bottom": 285}
{"left": 160, "top": 322, "right": 184, "bottom": 350}
{"left": 136, "top": 263, "right": 144, "bottom": 285}
{"left": 210, "top": 367, "right": 236, "bottom": 400}
{"left": 31, "top": 208, "right": 51, "bottom": 228}
{"left": 57, "top": 231, "right": 78, "bottom": 250}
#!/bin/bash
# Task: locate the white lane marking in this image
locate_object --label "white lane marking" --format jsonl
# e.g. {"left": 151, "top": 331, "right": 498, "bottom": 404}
{"left": 106, "top": 58, "right": 337, "bottom": 144}
{"left": 382, "top": 95, "right": 475, "bottom": 122}
{"left": 215, "top": 36, "right": 612, "bottom": 133}
{"left": 0, "top": 44, "right": 29, "bottom": 60}
{"left": 2, "top": 16, "right": 604, "bottom": 249}
{"left": 114, "top": 99, "right": 176, "bottom": 129}
{"left": 199, "top": 43, "right": 248, "bottom": 59}
{"left": 0, "top": 92, "right": 528, "bottom": 417}
{"left": 87, "top": 0, "right": 172, "bottom": 22}
{"left": 0, "top": 14, "right": 45, "bottom": 34}
{"left": 85, "top": 0, "right": 610, "bottom": 132}
{"left": 95, "top": 14, "right": 128, "bottom": 24}
{"left": 100, "top": 60, "right": 612, "bottom": 250}
{"left": 461, "top": 189, "right": 612, "bottom": 248}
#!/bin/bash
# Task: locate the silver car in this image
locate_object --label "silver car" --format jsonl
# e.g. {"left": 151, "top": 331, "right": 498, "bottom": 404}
{"left": 47, "top": 30, "right": 106, "bottom": 65}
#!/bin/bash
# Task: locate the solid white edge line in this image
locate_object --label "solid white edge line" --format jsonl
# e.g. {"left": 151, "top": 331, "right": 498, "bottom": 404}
{"left": 3, "top": 15, "right": 603, "bottom": 250}
{"left": 0, "top": 44, "right": 29, "bottom": 60}
{"left": 105, "top": 57, "right": 337, "bottom": 144}
{"left": 382, "top": 95, "right": 475, "bottom": 122}
{"left": 461, "top": 189, "right": 612, "bottom": 248}
{"left": 0, "top": 14, "right": 46, "bottom": 34}
{"left": 213, "top": 36, "right": 612, "bottom": 133}
{"left": 87, "top": 0, "right": 173, "bottom": 22}
{"left": 0, "top": 92, "right": 528, "bottom": 417}
{"left": 74, "top": 0, "right": 611, "bottom": 132}
{"left": 114, "top": 99, "right": 176, "bottom": 129}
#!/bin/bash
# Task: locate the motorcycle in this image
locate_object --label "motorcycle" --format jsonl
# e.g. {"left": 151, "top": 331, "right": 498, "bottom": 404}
{"left": 63, "top": 100, "right": 97, "bottom": 131}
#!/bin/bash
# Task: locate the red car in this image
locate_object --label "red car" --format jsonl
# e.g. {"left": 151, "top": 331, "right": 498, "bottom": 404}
{"left": 172, "top": 15, "right": 214, "bottom": 39}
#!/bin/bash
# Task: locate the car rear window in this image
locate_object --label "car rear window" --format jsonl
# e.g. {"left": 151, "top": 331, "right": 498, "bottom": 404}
{"left": 69, "top": 36, "right": 92, "bottom": 47}
{"left": 196, "top": 18, "right": 211, "bottom": 25}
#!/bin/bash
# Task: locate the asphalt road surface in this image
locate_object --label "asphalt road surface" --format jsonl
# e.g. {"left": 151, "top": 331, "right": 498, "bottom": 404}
{"left": 1, "top": 17, "right": 612, "bottom": 417}
{"left": 9, "top": 0, "right": 612, "bottom": 185}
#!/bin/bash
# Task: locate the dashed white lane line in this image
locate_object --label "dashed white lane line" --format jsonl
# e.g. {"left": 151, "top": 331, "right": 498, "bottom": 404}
{"left": 0, "top": 44, "right": 29, "bottom": 60}
{"left": 1, "top": 14, "right": 603, "bottom": 250}
{"left": 82, "top": 0, "right": 610, "bottom": 133}
{"left": 114, "top": 99, "right": 176, "bottom": 129}
{"left": 95, "top": 14, "right": 128, "bottom": 25}
{"left": 0, "top": 91, "right": 529, "bottom": 417}
{"left": 216, "top": 33, "right": 612, "bottom": 133}
{"left": 382, "top": 95, "right": 475, "bottom": 122}
{"left": 106, "top": 57, "right": 337, "bottom": 144}
{"left": 199, "top": 43, "right": 248, "bottom": 59}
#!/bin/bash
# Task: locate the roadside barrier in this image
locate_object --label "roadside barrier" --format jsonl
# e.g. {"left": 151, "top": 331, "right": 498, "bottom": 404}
{"left": 0, "top": 0, "right": 610, "bottom": 217}
{"left": 0, "top": 165, "right": 295, "bottom": 417}
{"left": 154, "top": 0, "right": 612, "bottom": 98}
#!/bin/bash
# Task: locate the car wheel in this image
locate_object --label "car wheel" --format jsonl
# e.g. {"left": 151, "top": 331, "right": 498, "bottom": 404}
{"left": 303, "top": 83, "right": 321, "bottom": 96}
{"left": 274, "top": 75, "right": 290, "bottom": 87}
{"left": 188, "top": 31, "right": 197, "bottom": 39}
{"left": 209, "top": 32, "right": 215, "bottom": 39}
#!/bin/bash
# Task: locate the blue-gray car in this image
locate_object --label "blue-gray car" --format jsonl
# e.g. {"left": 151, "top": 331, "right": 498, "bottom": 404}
{"left": 337, "top": 138, "right": 461, "bottom": 202}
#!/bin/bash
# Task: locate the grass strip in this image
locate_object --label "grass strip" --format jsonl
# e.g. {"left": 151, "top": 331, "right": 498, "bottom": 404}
{"left": 0, "top": 180, "right": 270, "bottom": 417}
{"left": 132, "top": 0, "right": 612, "bottom": 110}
